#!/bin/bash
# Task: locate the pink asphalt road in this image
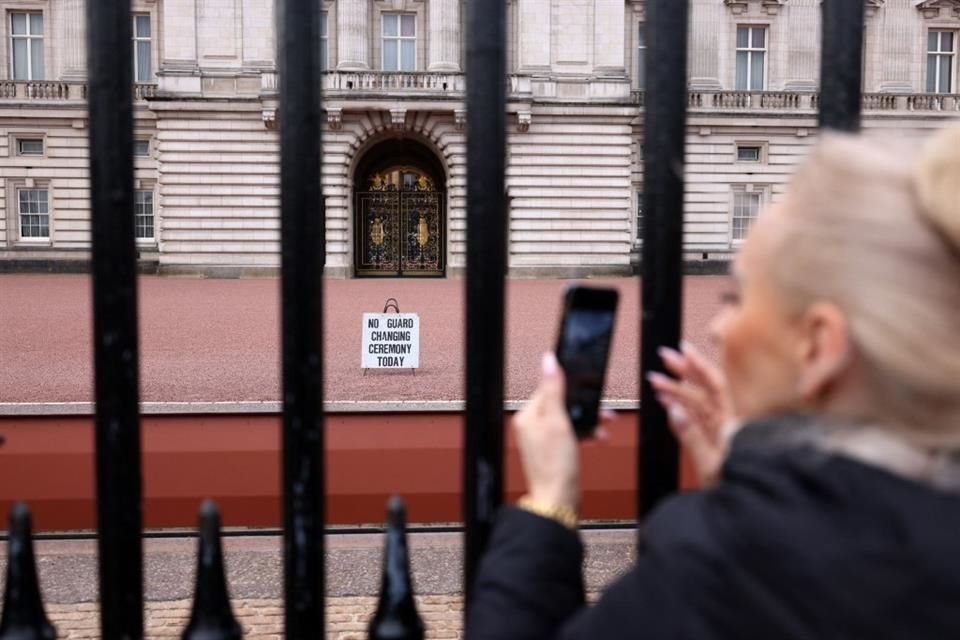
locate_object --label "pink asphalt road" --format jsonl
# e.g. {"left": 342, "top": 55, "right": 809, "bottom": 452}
{"left": 0, "top": 274, "right": 729, "bottom": 404}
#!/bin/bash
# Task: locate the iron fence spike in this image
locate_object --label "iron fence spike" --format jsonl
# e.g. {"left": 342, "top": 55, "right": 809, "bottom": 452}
{"left": 0, "top": 503, "right": 55, "bottom": 640}
{"left": 369, "top": 497, "right": 424, "bottom": 640}
{"left": 182, "top": 501, "right": 242, "bottom": 640}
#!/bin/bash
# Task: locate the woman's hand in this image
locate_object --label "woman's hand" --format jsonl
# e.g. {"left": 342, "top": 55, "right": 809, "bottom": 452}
{"left": 647, "top": 341, "right": 735, "bottom": 487}
{"left": 513, "top": 353, "right": 612, "bottom": 511}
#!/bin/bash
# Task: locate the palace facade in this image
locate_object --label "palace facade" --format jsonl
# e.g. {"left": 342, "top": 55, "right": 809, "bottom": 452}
{"left": 1, "top": 0, "right": 959, "bottom": 277}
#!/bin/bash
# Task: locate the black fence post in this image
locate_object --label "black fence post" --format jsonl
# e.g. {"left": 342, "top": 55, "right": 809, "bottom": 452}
{"left": 639, "top": 0, "right": 689, "bottom": 518}
{"left": 86, "top": 1, "right": 145, "bottom": 638}
{"left": 819, "top": 0, "right": 865, "bottom": 132}
{"left": 278, "top": 0, "right": 326, "bottom": 637}
{"left": 463, "top": 0, "right": 507, "bottom": 603}
{"left": 0, "top": 504, "right": 55, "bottom": 640}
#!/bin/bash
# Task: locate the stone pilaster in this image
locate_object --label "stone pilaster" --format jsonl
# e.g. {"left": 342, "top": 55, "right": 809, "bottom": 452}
{"left": 688, "top": 0, "right": 721, "bottom": 89}
{"left": 877, "top": 1, "right": 915, "bottom": 93}
{"left": 337, "top": 0, "right": 370, "bottom": 70}
{"left": 783, "top": 0, "right": 819, "bottom": 91}
{"left": 428, "top": 0, "right": 460, "bottom": 71}
{"left": 162, "top": 0, "right": 198, "bottom": 69}
{"left": 593, "top": 0, "right": 625, "bottom": 73}
{"left": 518, "top": 0, "right": 551, "bottom": 69}
{"left": 58, "top": 0, "right": 86, "bottom": 80}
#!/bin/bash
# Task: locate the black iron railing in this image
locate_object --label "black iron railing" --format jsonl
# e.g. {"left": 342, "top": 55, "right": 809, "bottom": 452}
{"left": 0, "top": 1, "right": 865, "bottom": 638}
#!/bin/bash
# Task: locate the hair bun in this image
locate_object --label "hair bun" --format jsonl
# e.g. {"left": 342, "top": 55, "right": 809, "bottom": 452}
{"left": 914, "top": 127, "right": 960, "bottom": 255}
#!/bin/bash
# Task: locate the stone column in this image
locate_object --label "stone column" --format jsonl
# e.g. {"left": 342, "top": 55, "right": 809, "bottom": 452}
{"left": 428, "top": 0, "right": 460, "bottom": 71}
{"left": 337, "top": 0, "right": 370, "bottom": 70}
{"left": 58, "top": 0, "right": 86, "bottom": 80}
{"left": 877, "top": 3, "right": 915, "bottom": 93}
{"left": 593, "top": 0, "right": 625, "bottom": 73}
{"left": 517, "top": 0, "right": 550, "bottom": 70}
{"left": 782, "top": 1, "right": 819, "bottom": 91}
{"left": 159, "top": 0, "right": 200, "bottom": 94}
{"left": 688, "top": 0, "right": 720, "bottom": 90}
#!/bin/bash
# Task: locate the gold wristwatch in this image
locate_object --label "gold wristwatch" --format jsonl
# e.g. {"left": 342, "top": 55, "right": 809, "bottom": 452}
{"left": 517, "top": 495, "right": 578, "bottom": 531}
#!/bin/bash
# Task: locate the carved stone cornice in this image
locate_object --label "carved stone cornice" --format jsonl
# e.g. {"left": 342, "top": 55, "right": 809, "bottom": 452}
{"left": 724, "top": 0, "right": 788, "bottom": 16}
{"left": 915, "top": 0, "right": 960, "bottom": 19}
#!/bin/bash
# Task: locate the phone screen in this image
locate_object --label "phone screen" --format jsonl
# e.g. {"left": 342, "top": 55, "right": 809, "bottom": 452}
{"left": 556, "top": 288, "right": 617, "bottom": 437}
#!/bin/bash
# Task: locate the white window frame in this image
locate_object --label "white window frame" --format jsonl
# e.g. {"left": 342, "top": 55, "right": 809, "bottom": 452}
{"left": 17, "top": 185, "right": 50, "bottom": 242}
{"left": 15, "top": 136, "right": 43, "bottom": 156}
{"left": 9, "top": 10, "right": 43, "bottom": 81}
{"left": 134, "top": 138, "right": 151, "bottom": 157}
{"left": 735, "top": 25, "right": 767, "bottom": 91}
{"left": 381, "top": 13, "right": 417, "bottom": 72}
{"left": 734, "top": 142, "right": 766, "bottom": 164}
{"left": 134, "top": 187, "right": 155, "bottom": 242}
{"left": 132, "top": 13, "right": 152, "bottom": 83}
{"left": 927, "top": 29, "right": 956, "bottom": 94}
{"left": 730, "top": 185, "right": 765, "bottom": 244}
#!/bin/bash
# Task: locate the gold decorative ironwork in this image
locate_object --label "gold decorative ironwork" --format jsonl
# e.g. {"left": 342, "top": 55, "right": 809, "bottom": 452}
{"left": 356, "top": 188, "right": 443, "bottom": 276}
{"left": 370, "top": 217, "right": 385, "bottom": 246}
{"left": 416, "top": 214, "right": 429, "bottom": 247}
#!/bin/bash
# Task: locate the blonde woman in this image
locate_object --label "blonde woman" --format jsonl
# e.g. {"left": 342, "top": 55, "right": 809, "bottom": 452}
{"left": 467, "top": 127, "right": 960, "bottom": 639}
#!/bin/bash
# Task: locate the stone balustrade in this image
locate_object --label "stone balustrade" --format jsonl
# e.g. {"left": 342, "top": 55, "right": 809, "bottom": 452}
{"left": 324, "top": 71, "right": 465, "bottom": 95}
{"left": 651, "top": 90, "right": 960, "bottom": 113}
{"left": 0, "top": 81, "right": 157, "bottom": 103}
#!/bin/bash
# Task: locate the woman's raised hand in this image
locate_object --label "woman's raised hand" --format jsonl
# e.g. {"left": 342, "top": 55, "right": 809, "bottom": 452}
{"left": 647, "top": 341, "right": 735, "bottom": 487}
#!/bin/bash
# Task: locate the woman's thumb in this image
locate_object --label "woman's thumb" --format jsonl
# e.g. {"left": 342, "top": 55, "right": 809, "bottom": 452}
{"left": 540, "top": 352, "right": 566, "bottom": 398}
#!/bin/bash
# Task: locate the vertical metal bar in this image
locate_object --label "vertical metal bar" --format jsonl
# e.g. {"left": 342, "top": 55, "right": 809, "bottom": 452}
{"left": 278, "top": 0, "right": 325, "bottom": 637}
{"left": 463, "top": 0, "right": 507, "bottom": 602}
{"left": 639, "top": 0, "right": 689, "bottom": 519}
{"left": 819, "top": 0, "right": 864, "bottom": 131}
{"left": 87, "top": 1, "right": 144, "bottom": 638}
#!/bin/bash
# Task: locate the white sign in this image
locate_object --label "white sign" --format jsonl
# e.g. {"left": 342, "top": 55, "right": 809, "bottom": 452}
{"left": 362, "top": 313, "right": 420, "bottom": 369}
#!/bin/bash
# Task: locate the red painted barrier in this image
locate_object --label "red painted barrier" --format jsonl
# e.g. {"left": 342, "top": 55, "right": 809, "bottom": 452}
{"left": 0, "top": 411, "right": 696, "bottom": 531}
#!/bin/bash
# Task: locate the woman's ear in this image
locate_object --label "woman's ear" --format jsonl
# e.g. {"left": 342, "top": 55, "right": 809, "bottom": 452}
{"left": 796, "top": 301, "right": 852, "bottom": 402}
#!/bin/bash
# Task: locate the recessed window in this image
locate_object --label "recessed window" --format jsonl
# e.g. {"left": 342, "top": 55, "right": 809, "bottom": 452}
{"left": 736, "top": 145, "right": 762, "bottom": 162}
{"left": 16, "top": 138, "right": 43, "bottom": 156}
{"left": 134, "top": 140, "right": 150, "bottom": 157}
{"left": 320, "top": 12, "right": 329, "bottom": 70}
{"left": 637, "top": 24, "right": 646, "bottom": 89}
{"left": 927, "top": 30, "right": 955, "bottom": 94}
{"left": 18, "top": 188, "right": 49, "bottom": 239}
{"left": 382, "top": 14, "right": 416, "bottom": 71}
{"left": 636, "top": 189, "right": 644, "bottom": 243}
{"left": 133, "top": 14, "right": 152, "bottom": 82}
{"left": 135, "top": 190, "right": 154, "bottom": 240}
{"left": 10, "top": 12, "right": 44, "bottom": 81}
{"left": 732, "top": 189, "right": 763, "bottom": 241}
{"left": 735, "top": 26, "right": 766, "bottom": 91}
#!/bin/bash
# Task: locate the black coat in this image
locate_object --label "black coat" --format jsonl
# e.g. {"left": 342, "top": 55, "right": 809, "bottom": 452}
{"left": 467, "top": 417, "right": 960, "bottom": 639}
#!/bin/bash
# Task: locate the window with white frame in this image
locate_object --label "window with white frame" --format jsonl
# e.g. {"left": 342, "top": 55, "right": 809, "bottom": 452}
{"left": 134, "top": 139, "right": 150, "bottom": 157}
{"left": 927, "top": 30, "right": 955, "bottom": 94}
{"left": 134, "top": 189, "right": 154, "bottom": 240}
{"left": 16, "top": 137, "right": 43, "bottom": 156}
{"left": 10, "top": 12, "right": 43, "bottom": 80}
{"left": 18, "top": 188, "right": 48, "bottom": 239}
{"left": 735, "top": 26, "right": 766, "bottom": 91}
{"left": 320, "top": 12, "right": 329, "bottom": 70}
{"left": 133, "top": 14, "right": 152, "bottom": 83}
{"left": 732, "top": 188, "right": 763, "bottom": 241}
{"left": 736, "top": 144, "right": 762, "bottom": 163}
{"left": 637, "top": 24, "right": 646, "bottom": 89}
{"left": 382, "top": 14, "right": 416, "bottom": 71}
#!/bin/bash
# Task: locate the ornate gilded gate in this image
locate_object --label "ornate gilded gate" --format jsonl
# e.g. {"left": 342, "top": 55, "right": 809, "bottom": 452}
{"left": 355, "top": 171, "right": 444, "bottom": 277}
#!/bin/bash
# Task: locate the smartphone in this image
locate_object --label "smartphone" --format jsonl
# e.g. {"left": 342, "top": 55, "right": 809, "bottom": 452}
{"left": 555, "top": 286, "right": 619, "bottom": 439}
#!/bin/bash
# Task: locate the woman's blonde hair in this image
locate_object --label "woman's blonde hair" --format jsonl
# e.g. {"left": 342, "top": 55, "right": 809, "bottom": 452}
{"left": 773, "top": 127, "right": 960, "bottom": 448}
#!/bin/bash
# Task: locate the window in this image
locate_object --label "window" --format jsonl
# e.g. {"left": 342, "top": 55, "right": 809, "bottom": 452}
{"left": 736, "top": 144, "right": 762, "bottom": 162}
{"left": 735, "top": 26, "right": 766, "bottom": 91}
{"left": 320, "top": 12, "right": 328, "bottom": 70}
{"left": 18, "top": 188, "right": 48, "bottom": 239}
{"left": 16, "top": 138, "right": 43, "bottom": 156}
{"left": 637, "top": 24, "right": 646, "bottom": 89}
{"left": 635, "top": 189, "right": 644, "bottom": 243}
{"left": 10, "top": 12, "right": 43, "bottom": 80}
{"left": 134, "top": 139, "right": 150, "bottom": 157}
{"left": 927, "top": 30, "right": 955, "bottom": 94}
{"left": 135, "top": 190, "right": 154, "bottom": 240}
{"left": 133, "top": 14, "right": 151, "bottom": 82}
{"left": 382, "top": 14, "right": 416, "bottom": 71}
{"left": 732, "top": 189, "right": 762, "bottom": 241}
